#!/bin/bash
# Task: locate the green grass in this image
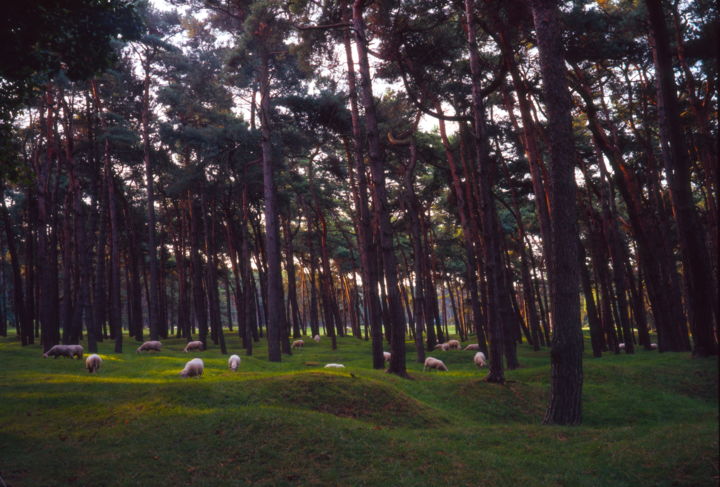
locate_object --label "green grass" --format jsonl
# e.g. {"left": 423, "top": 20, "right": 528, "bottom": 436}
{"left": 0, "top": 333, "right": 717, "bottom": 486}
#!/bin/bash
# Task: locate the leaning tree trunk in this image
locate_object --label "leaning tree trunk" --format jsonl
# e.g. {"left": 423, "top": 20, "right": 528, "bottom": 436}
{"left": 437, "top": 104, "right": 487, "bottom": 354}
{"left": 530, "top": 0, "right": 583, "bottom": 425}
{"left": 343, "top": 24, "right": 385, "bottom": 368}
{"left": 464, "top": 0, "right": 506, "bottom": 383}
{"left": 645, "top": 0, "right": 717, "bottom": 357}
{"left": 353, "top": 0, "right": 407, "bottom": 377}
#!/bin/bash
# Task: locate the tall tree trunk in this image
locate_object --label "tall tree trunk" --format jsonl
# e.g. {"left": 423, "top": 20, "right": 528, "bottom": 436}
{"left": 241, "top": 180, "right": 255, "bottom": 353}
{"left": 258, "top": 52, "right": 284, "bottom": 361}
{"left": 189, "top": 196, "right": 208, "bottom": 347}
{"left": 282, "top": 216, "right": 302, "bottom": 338}
{"left": 0, "top": 189, "right": 28, "bottom": 344}
{"left": 578, "top": 237, "right": 603, "bottom": 357}
{"left": 343, "top": 24, "right": 384, "bottom": 368}
{"left": 645, "top": 0, "right": 717, "bottom": 356}
{"left": 498, "top": 25, "right": 553, "bottom": 285}
{"left": 530, "top": 0, "right": 583, "bottom": 425}
{"left": 126, "top": 205, "right": 144, "bottom": 342}
{"left": 573, "top": 67, "right": 687, "bottom": 351}
{"left": 464, "top": 0, "right": 506, "bottom": 382}
{"left": 403, "top": 143, "right": 426, "bottom": 364}
{"left": 173, "top": 202, "right": 191, "bottom": 340}
{"left": 353, "top": 0, "right": 407, "bottom": 377}
{"left": 317, "top": 213, "right": 337, "bottom": 350}
{"left": 36, "top": 88, "right": 60, "bottom": 351}
{"left": 203, "top": 194, "right": 226, "bottom": 354}
{"left": 597, "top": 159, "right": 634, "bottom": 354}
{"left": 436, "top": 104, "right": 487, "bottom": 354}
{"left": 90, "top": 80, "right": 122, "bottom": 352}
{"left": 141, "top": 58, "right": 161, "bottom": 342}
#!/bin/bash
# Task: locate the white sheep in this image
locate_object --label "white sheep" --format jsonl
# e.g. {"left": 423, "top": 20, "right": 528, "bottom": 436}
{"left": 650, "top": 343, "right": 658, "bottom": 350}
{"left": 183, "top": 340, "right": 204, "bottom": 353}
{"left": 423, "top": 357, "right": 448, "bottom": 372}
{"left": 85, "top": 354, "right": 102, "bottom": 373}
{"left": 313, "top": 335, "right": 321, "bottom": 343}
{"left": 464, "top": 343, "right": 481, "bottom": 351}
{"left": 43, "top": 344, "right": 84, "bottom": 359}
{"left": 437, "top": 343, "right": 450, "bottom": 351}
{"left": 43, "top": 345, "right": 72, "bottom": 359}
{"left": 473, "top": 351, "right": 487, "bottom": 368}
{"left": 228, "top": 354, "right": 241, "bottom": 371}
{"left": 447, "top": 339, "right": 461, "bottom": 350}
{"left": 180, "top": 358, "right": 204, "bottom": 378}
{"left": 324, "top": 363, "right": 345, "bottom": 369}
{"left": 383, "top": 351, "right": 391, "bottom": 362}
{"left": 292, "top": 339, "right": 305, "bottom": 349}
{"left": 68, "top": 345, "right": 84, "bottom": 358}
{"left": 618, "top": 343, "right": 626, "bottom": 350}
{"left": 136, "top": 340, "right": 162, "bottom": 353}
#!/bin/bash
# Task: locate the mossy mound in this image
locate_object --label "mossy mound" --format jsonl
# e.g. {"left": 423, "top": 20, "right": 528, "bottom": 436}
{"left": 245, "top": 372, "right": 446, "bottom": 428}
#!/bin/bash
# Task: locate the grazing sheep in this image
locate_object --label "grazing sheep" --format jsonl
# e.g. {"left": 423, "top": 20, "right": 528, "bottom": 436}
{"left": 313, "top": 335, "right": 321, "bottom": 343}
{"left": 473, "top": 351, "right": 487, "bottom": 368}
{"left": 383, "top": 351, "right": 391, "bottom": 362}
{"left": 67, "top": 345, "right": 84, "bottom": 359}
{"left": 650, "top": 343, "right": 658, "bottom": 350}
{"left": 42, "top": 345, "right": 72, "bottom": 359}
{"left": 179, "top": 358, "right": 204, "bottom": 378}
{"left": 228, "top": 354, "right": 241, "bottom": 371}
{"left": 183, "top": 341, "right": 204, "bottom": 353}
{"left": 136, "top": 340, "right": 162, "bottom": 353}
{"left": 292, "top": 339, "right": 305, "bottom": 349}
{"left": 43, "top": 344, "right": 83, "bottom": 359}
{"left": 618, "top": 343, "right": 626, "bottom": 350}
{"left": 85, "top": 354, "right": 102, "bottom": 373}
{"left": 324, "top": 363, "right": 345, "bottom": 369}
{"left": 437, "top": 343, "right": 450, "bottom": 351}
{"left": 447, "top": 339, "right": 461, "bottom": 350}
{"left": 464, "top": 344, "right": 481, "bottom": 351}
{"left": 423, "top": 357, "right": 448, "bottom": 372}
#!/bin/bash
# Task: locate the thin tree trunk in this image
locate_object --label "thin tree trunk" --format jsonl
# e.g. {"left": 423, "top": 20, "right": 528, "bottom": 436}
{"left": 342, "top": 8, "right": 384, "bottom": 357}
{"left": 464, "top": 0, "right": 506, "bottom": 382}
{"left": 141, "top": 58, "right": 161, "bottom": 342}
{"left": 91, "top": 80, "right": 122, "bottom": 353}
{"left": 258, "top": 51, "right": 283, "bottom": 361}
{"left": 645, "top": 0, "right": 717, "bottom": 356}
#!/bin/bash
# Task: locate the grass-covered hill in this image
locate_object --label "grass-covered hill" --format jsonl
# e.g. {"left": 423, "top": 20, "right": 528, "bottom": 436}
{"left": 0, "top": 334, "right": 717, "bottom": 486}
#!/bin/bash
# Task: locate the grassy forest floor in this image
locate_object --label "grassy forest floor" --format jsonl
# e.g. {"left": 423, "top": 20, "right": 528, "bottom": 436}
{"left": 0, "top": 332, "right": 717, "bottom": 486}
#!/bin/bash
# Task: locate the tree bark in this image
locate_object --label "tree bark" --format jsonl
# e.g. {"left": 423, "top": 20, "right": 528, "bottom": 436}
{"left": 258, "top": 52, "right": 284, "bottom": 361}
{"left": 353, "top": 0, "right": 407, "bottom": 377}
{"left": 141, "top": 57, "right": 161, "bottom": 342}
{"left": 464, "top": 0, "right": 506, "bottom": 382}
{"left": 343, "top": 23, "right": 384, "bottom": 368}
{"left": 645, "top": 0, "right": 717, "bottom": 356}
{"left": 529, "top": 0, "right": 583, "bottom": 425}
